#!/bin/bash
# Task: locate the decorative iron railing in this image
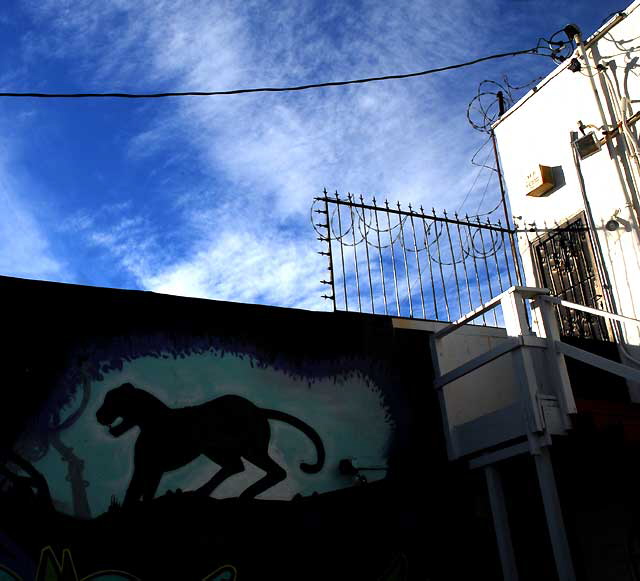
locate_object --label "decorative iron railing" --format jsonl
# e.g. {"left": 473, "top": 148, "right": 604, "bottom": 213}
{"left": 313, "top": 190, "right": 523, "bottom": 324}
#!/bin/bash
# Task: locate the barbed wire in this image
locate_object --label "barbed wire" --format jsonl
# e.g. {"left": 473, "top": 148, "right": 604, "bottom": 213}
{"left": 466, "top": 75, "right": 544, "bottom": 133}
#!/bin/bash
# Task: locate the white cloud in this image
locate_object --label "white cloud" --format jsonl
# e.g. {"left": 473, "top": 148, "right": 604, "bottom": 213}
{"left": 143, "top": 228, "right": 326, "bottom": 310}
{"left": 0, "top": 156, "right": 66, "bottom": 281}
{"left": 17, "top": 0, "right": 552, "bottom": 308}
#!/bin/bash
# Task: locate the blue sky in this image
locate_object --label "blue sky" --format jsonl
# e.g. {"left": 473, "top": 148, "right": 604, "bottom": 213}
{"left": 0, "top": 0, "right": 627, "bottom": 310}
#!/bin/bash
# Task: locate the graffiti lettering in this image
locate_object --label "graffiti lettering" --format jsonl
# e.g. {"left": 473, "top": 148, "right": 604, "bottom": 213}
{"left": 0, "top": 547, "right": 236, "bottom": 581}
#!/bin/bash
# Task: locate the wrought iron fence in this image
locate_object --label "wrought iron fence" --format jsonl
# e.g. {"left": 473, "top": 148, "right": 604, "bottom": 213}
{"left": 313, "top": 190, "right": 523, "bottom": 324}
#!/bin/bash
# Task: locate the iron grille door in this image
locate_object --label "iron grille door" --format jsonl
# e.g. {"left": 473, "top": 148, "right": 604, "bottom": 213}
{"left": 533, "top": 214, "right": 612, "bottom": 341}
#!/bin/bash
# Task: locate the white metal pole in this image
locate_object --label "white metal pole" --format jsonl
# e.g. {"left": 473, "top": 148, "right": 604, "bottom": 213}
{"left": 485, "top": 465, "right": 520, "bottom": 581}
{"left": 534, "top": 447, "right": 577, "bottom": 581}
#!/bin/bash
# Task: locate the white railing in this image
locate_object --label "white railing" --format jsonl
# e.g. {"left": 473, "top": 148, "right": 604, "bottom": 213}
{"left": 431, "top": 286, "right": 574, "bottom": 461}
{"left": 431, "top": 286, "right": 640, "bottom": 461}
{"left": 430, "top": 286, "right": 640, "bottom": 581}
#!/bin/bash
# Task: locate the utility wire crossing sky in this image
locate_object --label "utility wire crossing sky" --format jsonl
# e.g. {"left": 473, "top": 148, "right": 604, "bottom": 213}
{"left": 0, "top": 46, "right": 552, "bottom": 98}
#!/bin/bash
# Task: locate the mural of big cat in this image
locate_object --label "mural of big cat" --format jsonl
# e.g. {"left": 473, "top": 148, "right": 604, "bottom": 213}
{"left": 0, "top": 276, "right": 483, "bottom": 580}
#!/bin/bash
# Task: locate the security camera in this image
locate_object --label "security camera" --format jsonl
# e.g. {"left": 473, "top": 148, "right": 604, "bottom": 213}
{"left": 605, "top": 219, "right": 620, "bottom": 232}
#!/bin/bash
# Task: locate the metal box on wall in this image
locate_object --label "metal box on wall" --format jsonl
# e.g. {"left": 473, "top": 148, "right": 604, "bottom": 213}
{"left": 525, "top": 164, "right": 555, "bottom": 197}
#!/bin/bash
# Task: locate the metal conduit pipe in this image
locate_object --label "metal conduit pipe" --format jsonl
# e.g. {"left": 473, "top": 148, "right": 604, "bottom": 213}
{"left": 574, "top": 29, "right": 640, "bottom": 365}
{"left": 574, "top": 28, "right": 640, "bottom": 250}
{"left": 572, "top": 134, "right": 640, "bottom": 367}
{"left": 592, "top": 48, "right": 640, "bottom": 242}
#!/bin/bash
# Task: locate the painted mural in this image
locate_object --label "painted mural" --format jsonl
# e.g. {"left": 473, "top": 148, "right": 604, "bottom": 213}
{"left": 0, "top": 276, "right": 490, "bottom": 580}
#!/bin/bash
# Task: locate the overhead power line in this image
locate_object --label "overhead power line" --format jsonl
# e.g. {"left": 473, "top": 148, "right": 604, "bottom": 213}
{"left": 0, "top": 47, "right": 544, "bottom": 99}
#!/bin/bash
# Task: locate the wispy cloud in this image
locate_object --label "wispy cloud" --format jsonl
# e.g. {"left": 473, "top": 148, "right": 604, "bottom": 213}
{"left": 143, "top": 228, "right": 326, "bottom": 310}
{"left": 0, "top": 148, "right": 66, "bottom": 281}
{"left": 14, "top": 0, "right": 573, "bottom": 308}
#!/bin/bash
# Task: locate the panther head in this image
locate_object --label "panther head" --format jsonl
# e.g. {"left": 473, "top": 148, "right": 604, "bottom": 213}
{"left": 96, "top": 383, "right": 137, "bottom": 437}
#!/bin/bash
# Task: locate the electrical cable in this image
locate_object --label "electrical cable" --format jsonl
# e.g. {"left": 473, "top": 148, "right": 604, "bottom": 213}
{"left": 456, "top": 141, "right": 493, "bottom": 212}
{"left": 472, "top": 164, "right": 495, "bottom": 216}
{"left": 0, "top": 47, "right": 550, "bottom": 99}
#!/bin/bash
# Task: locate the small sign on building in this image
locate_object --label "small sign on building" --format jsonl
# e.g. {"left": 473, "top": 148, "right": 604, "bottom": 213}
{"left": 525, "top": 165, "right": 555, "bottom": 197}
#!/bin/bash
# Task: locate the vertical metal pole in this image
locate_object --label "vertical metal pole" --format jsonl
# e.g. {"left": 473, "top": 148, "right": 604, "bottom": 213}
{"left": 498, "top": 219, "right": 514, "bottom": 287}
{"left": 491, "top": 130, "right": 523, "bottom": 285}
{"left": 422, "top": 211, "right": 439, "bottom": 320}
{"left": 359, "top": 195, "right": 375, "bottom": 314}
{"left": 488, "top": 219, "right": 505, "bottom": 294}
{"left": 456, "top": 213, "right": 474, "bottom": 314}
{"left": 373, "top": 197, "right": 389, "bottom": 315}
{"left": 485, "top": 465, "right": 520, "bottom": 581}
{"left": 444, "top": 210, "right": 463, "bottom": 320}
{"left": 348, "top": 193, "right": 362, "bottom": 313}
{"left": 534, "top": 447, "right": 577, "bottom": 581}
{"left": 386, "top": 200, "right": 401, "bottom": 316}
{"left": 334, "top": 192, "right": 349, "bottom": 311}
{"left": 474, "top": 216, "right": 498, "bottom": 326}
{"left": 323, "top": 192, "right": 336, "bottom": 311}
{"left": 398, "top": 202, "right": 414, "bottom": 318}
{"left": 409, "top": 205, "right": 426, "bottom": 319}
{"left": 433, "top": 208, "right": 451, "bottom": 321}
{"left": 477, "top": 217, "right": 498, "bottom": 326}
{"left": 465, "top": 214, "right": 486, "bottom": 324}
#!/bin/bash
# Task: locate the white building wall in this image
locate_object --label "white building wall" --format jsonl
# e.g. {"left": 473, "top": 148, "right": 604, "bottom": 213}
{"left": 494, "top": 2, "right": 640, "bottom": 350}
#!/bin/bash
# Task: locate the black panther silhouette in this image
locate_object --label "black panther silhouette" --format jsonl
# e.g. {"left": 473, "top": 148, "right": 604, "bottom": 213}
{"left": 96, "top": 383, "right": 325, "bottom": 507}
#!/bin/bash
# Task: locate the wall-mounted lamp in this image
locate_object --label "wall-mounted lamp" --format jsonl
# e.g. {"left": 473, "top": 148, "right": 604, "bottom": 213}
{"left": 573, "top": 131, "right": 601, "bottom": 159}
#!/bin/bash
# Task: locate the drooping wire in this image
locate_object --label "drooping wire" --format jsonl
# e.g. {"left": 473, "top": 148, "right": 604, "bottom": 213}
{"left": 0, "top": 46, "right": 561, "bottom": 100}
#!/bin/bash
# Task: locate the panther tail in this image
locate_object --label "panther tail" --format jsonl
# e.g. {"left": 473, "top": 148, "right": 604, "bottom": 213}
{"left": 263, "top": 409, "right": 325, "bottom": 473}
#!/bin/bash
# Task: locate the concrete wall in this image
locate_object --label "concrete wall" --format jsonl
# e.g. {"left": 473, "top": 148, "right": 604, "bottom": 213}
{"left": 494, "top": 1, "right": 640, "bottom": 349}
{"left": 1, "top": 275, "right": 499, "bottom": 580}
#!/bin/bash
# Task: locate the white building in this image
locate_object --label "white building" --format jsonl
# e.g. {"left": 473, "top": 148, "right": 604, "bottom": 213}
{"left": 494, "top": 2, "right": 640, "bottom": 400}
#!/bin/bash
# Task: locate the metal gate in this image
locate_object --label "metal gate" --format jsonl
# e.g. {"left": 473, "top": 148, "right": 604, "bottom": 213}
{"left": 532, "top": 213, "right": 612, "bottom": 341}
